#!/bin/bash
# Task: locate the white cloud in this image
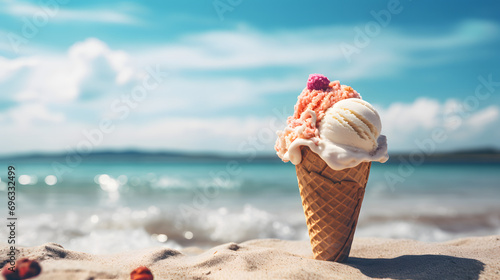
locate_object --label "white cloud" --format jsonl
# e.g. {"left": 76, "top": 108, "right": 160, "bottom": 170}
{"left": 0, "top": 56, "right": 38, "bottom": 82}
{"left": 129, "top": 19, "right": 498, "bottom": 83}
{"left": 465, "top": 106, "right": 499, "bottom": 130}
{"left": 378, "top": 98, "right": 441, "bottom": 133}
{"left": 55, "top": 10, "right": 138, "bottom": 24}
{"left": 0, "top": 115, "right": 278, "bottom": 155}
{"left": 1, "top": 37, "right": 301, "bottom": 129}
{"left": 377, "top": 98, "right": 500, "bottom": 151}
{"left": 4, "top": 38, "right": 135, "bottom": 104}
{"left": 0, "top": 120, "right": 85, "bottom": 155}
{"left": 98, "top": 116, "right": 278, "bottom": 153}
{"left": 393, "top": 20, "right": 499, "bottom": 50}
{"left": 139, "top": 28, "right": 344, "bottom": 70}
{"left": 122, "top": 75, "right": 302, "bottom": 116}
{"left": 0, "top": 1, "right": 139, "bottom": 24}
{"left": 0, "top": 30, "right": 16, "bottom": 53}
{"left": 9, "top": 103, "right": 65, "bottom": 124}
{"left": 340, "top": 19, "right": 498, "bottom": 78}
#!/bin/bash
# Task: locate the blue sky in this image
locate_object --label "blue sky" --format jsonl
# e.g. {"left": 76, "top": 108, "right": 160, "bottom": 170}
{"left": 0, "top": 0, "right": 499, "bottom": 155}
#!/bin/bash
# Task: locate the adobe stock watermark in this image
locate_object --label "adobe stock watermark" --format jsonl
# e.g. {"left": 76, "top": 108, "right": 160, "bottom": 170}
{"left": 339, "top": 0, "right": 404, "bottom": 63}
{"left": 212, "top": 0, "right": 243, "bottom": 21}
{"left": 384, "top": 74, "right": 500, "bottom": 190}
{"left": 7, "top": 0, "right": 70, "bottom": 54}
{"left": 51, "top": 65, "right": 168, "bottom": 179}
{"left": 179, "top": 106, "right": 292, "bottom": 221}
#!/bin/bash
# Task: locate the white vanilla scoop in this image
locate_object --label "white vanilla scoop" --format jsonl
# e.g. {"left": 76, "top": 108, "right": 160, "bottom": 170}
{"left": 282, "top": 98, "right": 388, "bottom": 170}
{"left": 319, "top": 98, "right": 382, "bottom": 153}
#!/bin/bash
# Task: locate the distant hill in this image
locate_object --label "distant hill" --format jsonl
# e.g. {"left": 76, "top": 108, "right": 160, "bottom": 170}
{"left": 0, "top": 150, "right": 279, "bottom": 163}
{"left": 386, "top": 148, "right": 500, "bottom": 164}
{"left": 0, "top": 148, "right": 499, "bottom": 164}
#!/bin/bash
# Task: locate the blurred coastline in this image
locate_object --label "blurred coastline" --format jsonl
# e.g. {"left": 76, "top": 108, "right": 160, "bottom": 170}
{"left": 3, "top": 147, "right": 500, "bottom": 163}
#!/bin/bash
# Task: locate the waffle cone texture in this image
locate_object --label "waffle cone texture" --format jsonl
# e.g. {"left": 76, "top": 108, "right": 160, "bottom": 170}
{"left": 296, "top": 146, "right": 371, "bottom": 262}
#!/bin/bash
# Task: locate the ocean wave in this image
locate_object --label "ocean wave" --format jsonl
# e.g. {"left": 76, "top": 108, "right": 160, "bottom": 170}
{"left": 3, "top": 202, "right": 500, "bottom": 254}
{"left": 360, "top": 211, "right": 500, "bottom": 233}
{"left": 7, "top": 205, "right": 306, "bottom": 254}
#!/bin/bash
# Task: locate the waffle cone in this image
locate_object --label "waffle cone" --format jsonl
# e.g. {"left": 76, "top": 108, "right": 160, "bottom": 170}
{"left": 296, "top": 146, "right": 371, "bottom": 262}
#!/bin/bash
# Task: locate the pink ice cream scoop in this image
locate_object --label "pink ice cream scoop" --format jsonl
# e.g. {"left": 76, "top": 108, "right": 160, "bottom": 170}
{"left": 275, "top": 74, "right": 361, "bottom": 160}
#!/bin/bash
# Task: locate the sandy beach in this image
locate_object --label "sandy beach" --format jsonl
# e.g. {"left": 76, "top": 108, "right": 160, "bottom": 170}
{"left": 1, "top": 235, "right": 499, "bottom": 280}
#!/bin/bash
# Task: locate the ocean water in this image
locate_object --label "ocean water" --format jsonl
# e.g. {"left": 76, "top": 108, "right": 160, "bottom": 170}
{"left": 1, "top": 157, "right": 499, "bottom": 254}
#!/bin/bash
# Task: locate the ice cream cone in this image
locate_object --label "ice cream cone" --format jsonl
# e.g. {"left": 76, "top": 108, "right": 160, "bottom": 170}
{"left": 296, "top": 146, "right": 371, "bottom": 262}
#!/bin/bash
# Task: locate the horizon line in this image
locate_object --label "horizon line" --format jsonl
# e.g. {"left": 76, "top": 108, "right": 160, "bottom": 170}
{"left": 1, "top": 146, "right": 499, "bottom": 162}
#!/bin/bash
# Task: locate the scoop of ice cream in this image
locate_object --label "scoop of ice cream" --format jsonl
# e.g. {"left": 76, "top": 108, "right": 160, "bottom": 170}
{"left": 275, "top": 76, "right": 361, "bottom": 160}
{"left": 319, "top": 98, "right": 382, "bottom": 153}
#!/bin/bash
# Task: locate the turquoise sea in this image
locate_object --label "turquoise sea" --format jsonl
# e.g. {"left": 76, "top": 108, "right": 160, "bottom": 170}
{"left": 1, "top": 156, "right": 499, "bottom": 254}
